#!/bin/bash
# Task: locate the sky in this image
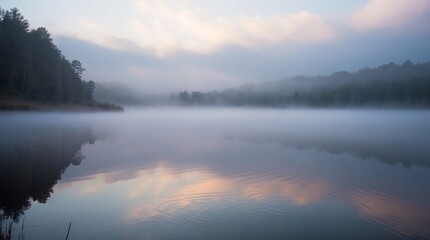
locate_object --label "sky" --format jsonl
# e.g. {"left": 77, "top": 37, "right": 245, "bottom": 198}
{"left": 2, "top": 0, "right": 430, "bottom": 93}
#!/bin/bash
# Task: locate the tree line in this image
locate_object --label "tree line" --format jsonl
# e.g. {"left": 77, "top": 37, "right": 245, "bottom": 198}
{"left": 173, "top": 60, "right": 430, "bottom": 107}
{"left": 0, "top": 7, "right": 94, "bottom": 104}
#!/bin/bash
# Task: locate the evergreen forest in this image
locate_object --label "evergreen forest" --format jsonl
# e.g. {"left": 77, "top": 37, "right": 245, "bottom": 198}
{"left": 0, "top": 7, "right": 94, "bottom": 104}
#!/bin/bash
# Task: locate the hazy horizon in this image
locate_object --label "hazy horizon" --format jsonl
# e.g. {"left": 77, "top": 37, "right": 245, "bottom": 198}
{"left": 2, "top": 0, "right": 430, "bottom": 93}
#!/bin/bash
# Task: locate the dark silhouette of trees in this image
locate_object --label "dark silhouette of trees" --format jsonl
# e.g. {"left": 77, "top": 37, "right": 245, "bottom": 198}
{"left": 71, "top": 60, "right": 85, "bottom": 78}
{"left": 174, "top": 61, "right": 430, "bottom": 107}
{"left": 0, "top": 124, "right": 95, "bottom": 222}
{"left": 0, "top": 8, "right": 95, "bottom": 104}
{"left": 86, "top": 80, "right": 95, "bottom": 101}
{"left": 178, "top": 91, "right": 189, "bottom": 103}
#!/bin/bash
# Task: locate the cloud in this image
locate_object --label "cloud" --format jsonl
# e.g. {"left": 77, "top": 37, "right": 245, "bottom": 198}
{"left": 352, "top": 0, "right": 430, "bottom": 31}
{"left": 71, "top": 0, "right": 336, "bottom": 56}
{"left": 55, "top": 31, "right": 430, "bottom": 93}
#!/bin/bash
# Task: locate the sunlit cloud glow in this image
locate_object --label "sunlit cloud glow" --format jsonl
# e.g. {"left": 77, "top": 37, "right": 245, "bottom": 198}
{"left": 132, "top": 0, "right": 336, "bottom": 55}
{"left": 352, "top": 0, "right": 430, "bottom": 31}
{"left": 65, "top": 0, "right": 338, "bottom": 56}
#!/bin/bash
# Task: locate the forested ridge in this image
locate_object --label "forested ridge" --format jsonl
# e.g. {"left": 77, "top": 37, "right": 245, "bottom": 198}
{"left": 174, "top": 60, "right": 430, "bottom": 107}
{"left": 0, "top": 7, "right": 95, "bottom": 105}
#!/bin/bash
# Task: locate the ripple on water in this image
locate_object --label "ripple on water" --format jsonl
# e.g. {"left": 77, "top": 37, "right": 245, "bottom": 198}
{"left": 348, "top": 186, "right": 430, "bottom": 240}
{"left": 148, "top": 169, "right": 323, "bottom": 232}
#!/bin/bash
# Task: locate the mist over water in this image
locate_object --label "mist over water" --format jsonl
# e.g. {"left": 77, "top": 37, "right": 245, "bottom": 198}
{"left": 1, "top": 2, "right": 430, "bottom": 239}
{"left": 1, "top": 108, "right": 430, "bottom": 240}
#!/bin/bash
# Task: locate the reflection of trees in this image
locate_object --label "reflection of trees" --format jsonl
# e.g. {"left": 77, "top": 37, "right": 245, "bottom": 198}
{"left": 0, "top": 125, "right": 95, "bottom": 223}
{"left": 235, "top": 134, "right": 430, "bottom": 169}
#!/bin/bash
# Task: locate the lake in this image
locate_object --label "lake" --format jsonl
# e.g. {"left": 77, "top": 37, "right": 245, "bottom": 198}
{"left": 1, "top": 108, "right": 430, "bottom": 240}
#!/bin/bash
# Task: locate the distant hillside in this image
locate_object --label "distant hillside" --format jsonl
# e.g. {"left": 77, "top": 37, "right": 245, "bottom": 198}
{"left": 173, "top": 60, "right": 430, "bottom": 107}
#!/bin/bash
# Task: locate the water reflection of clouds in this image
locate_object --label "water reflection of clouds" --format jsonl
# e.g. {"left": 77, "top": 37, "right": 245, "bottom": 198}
{"left": 126, "top": 165, "right": 429, "bottom": 239}
{"left": 123, "top": 168, "right": 329, "bottom": 221}
{"left": 350, "top": 191, "right": 430, "bottom": 239}
{"left": 65, "top": 162, "right": 424, "bottom": 240}
{"left": 50, "top": 109, "right": 430, "bottom": 239}
{"left": 59, "top": 164, "right": 330, "bottom": 222}
{"left": 244, "top": 179, "right": 328, "bottom": 205}
{"left": 58, "top": 141, "right": 430, "bottom": 239}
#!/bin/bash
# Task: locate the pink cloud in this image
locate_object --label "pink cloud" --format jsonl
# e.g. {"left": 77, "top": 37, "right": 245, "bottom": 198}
{"left": 352, "top": 0, "right": 430, "bottom": 31}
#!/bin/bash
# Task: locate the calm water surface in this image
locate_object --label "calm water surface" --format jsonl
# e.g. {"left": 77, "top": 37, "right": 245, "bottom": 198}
{"left": 1, "top": 108, "right": 430, "bottom": 240}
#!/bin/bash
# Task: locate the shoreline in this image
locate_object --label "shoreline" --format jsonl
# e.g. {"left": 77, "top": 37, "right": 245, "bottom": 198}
{"left": 0, "top": 100, "right": 124, "bottom": 112}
